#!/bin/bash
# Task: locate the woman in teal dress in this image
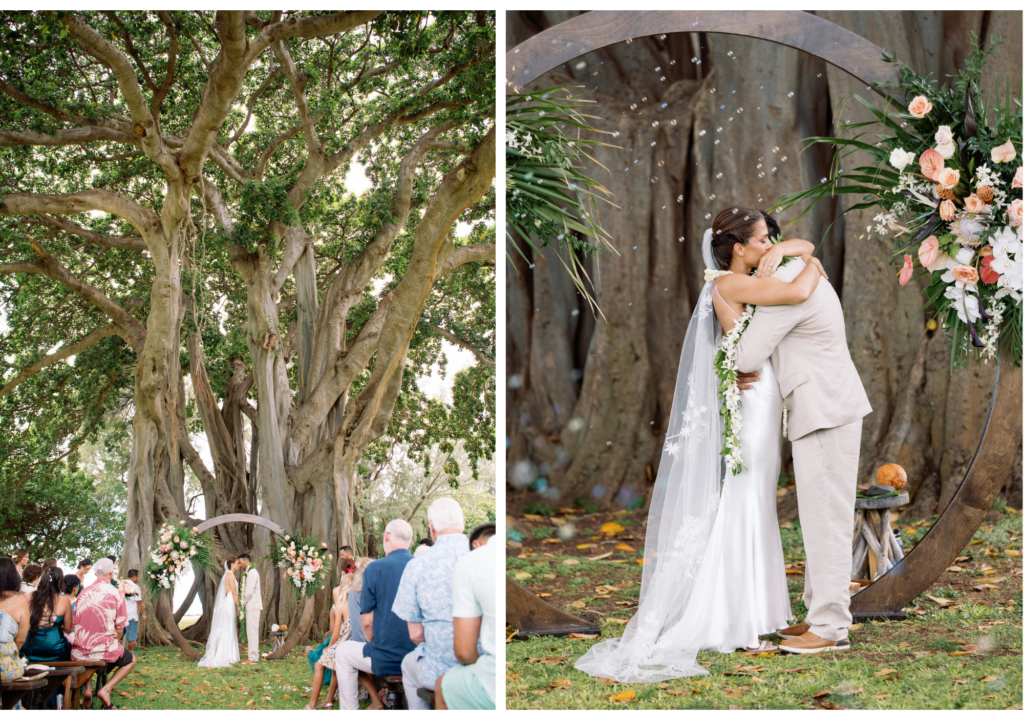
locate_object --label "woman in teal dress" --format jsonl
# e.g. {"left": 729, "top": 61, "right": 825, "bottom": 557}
{"left": 20, "top": 567, "right": 73, "bottom": 662}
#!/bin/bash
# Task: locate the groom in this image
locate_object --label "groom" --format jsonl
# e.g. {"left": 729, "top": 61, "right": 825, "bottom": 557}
{"left": 735, "top": 259, "right": 871, "bottom": 654}
{"left": 238, "top": 554, "right": 262, "bottom": 663}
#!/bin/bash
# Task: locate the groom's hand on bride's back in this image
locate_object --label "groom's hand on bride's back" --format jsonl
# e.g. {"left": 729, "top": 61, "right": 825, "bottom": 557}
{"left": 736, "top": 371, "right": 760, "bottom": 392}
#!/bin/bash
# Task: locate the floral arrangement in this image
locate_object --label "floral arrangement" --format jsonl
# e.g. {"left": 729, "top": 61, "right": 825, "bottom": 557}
{"left": 144, "top": 520, "right": 216, "bottom": 594}
{"left": 506, "top": 86, "right": 616, "bottom": 311}
{"left": 272, "top": 530, "right": 332, "bottom": 599}
{"left": 775, "top": 35, "right": 1022, "bottom": 370}
{"left": 709, "top": 271, "right": 755, "bottom": 477}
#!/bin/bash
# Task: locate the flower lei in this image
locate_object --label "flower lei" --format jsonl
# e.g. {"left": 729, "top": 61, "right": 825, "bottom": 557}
{"left": 238, "top": 570, "right": 248, "bottom": 635}
{"left": 711, "top": 272, "right": 755, "bottom": 476}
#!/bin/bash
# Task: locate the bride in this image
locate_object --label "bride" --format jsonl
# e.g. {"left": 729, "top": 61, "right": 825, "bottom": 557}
{"left": 575, "top": 206, "right": 828, "bottom": 683}
{"left": 198, "top": 556, "right": 241, "bottom": 669}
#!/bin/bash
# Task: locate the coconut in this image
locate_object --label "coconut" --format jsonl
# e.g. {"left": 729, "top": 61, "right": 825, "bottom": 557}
{"left": 876, "top": 463, "right": 907, "bottom": 490}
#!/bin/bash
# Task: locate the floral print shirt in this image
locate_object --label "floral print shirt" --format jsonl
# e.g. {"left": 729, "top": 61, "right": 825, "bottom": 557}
{"left": 71, "top": 579, "right": 127, "bottom": 663}
{"left": 391, "top": 533, "right": 469, "bottom": 685}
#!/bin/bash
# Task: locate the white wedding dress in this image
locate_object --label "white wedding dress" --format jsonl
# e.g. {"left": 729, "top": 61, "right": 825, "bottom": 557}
{"left": 198, "top": 563, "right": 240, "bottom": 669}
{"left": 575, "top": 231, "right": 794, "bottom": 683}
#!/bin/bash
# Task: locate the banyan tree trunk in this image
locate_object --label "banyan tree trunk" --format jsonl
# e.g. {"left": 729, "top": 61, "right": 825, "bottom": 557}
{"left": 506, "top": 10, "right": 1022, "bottom": 513}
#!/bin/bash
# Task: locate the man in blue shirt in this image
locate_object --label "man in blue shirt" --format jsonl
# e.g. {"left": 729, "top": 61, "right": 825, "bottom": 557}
{"left": 329, "top": 519, "right": 415, "bottom": 710}
{"left": 392, "top": 498, "right": 470, "bottom": 710}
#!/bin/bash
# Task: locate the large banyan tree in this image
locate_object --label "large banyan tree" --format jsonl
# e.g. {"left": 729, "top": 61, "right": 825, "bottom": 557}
{"left": 0, "top": 10, "right": 495, "bottom": 643}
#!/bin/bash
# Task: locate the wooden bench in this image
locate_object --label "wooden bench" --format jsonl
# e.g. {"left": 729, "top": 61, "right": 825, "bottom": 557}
{"left": 33, "top": 660, "right": 109, "bottom": 709}
{"left": 416, "top": 687, "right": 437, "bottom": 709}
{"left": 0, "top": 676, "right": 47, "bottom": 710}
{"left": 14, "top": 666, "right": 84, "bottom": 710}
{"left": 852, "top": 492, "right": 910, "bottom": 580}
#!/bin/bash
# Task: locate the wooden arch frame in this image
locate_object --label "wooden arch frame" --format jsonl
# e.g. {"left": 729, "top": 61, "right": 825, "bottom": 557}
{"left": 505, "top": 10, "right": 1023, "bottom": 636}
{"left": 159, "top": 513, "right": 316, "bottom": 661}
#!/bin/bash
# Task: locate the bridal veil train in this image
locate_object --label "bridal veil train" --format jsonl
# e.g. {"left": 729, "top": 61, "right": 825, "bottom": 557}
{"left": 574, "top": 231, "right": 791, "bottom": 683}
{"left": 198, "top": 562, "right": 240, "bottom": 669}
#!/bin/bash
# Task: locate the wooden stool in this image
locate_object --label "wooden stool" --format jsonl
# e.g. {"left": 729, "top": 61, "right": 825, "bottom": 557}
{"left": 269, "top": 630, "right": 288, "bottom": 652}
{"left": 852, "top": 492, "right": 909, "bottom": 580}
{"left": 1, "top": 676, "right": 47, "bottom": 710}
{"left": 34, "top": 660, "right": 108, "bottom": 709}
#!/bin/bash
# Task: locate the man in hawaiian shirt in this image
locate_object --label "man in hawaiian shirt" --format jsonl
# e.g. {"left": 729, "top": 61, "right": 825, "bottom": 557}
{"left": 71, "top": 558, "right": 136, "bottom": 708}
{"left": 392, "top": 497, "right": 470, "bottom": 710}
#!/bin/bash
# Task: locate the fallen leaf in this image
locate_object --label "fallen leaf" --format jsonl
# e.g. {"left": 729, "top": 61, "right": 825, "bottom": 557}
{"left": 246, "top": 699, "right": 254, "bottom": 706}
{"left": 539, "top": 593, "right": 552, "bottom": 597}
{"left": 974, "top": 584, "right": 1000, "bottom": 591}
{"left": 848, "top": 623, "right": 863, "bottom": 631}
{"left": 576, "top": 544, "right": 596, "bottom": 550}
{"left": 569, "top": 600, "right": 586, "bottom": 609}
{"left": 874, "top": 694, "right": 891, "bottom": 700}
{"left": 951, "top": 679, "right": 968, "bottom": 685}
{"left": 947, "top": 651, "right": 975, "bottom": 656}
{"left": 523, "top": 514, "right": 544, "bottom": 520}
{"left": 980, "top": 675, "right": 1001, "bottom": 683}
{"left": 752, "top": 676, "right": 767, "bottom": 684}
{"left": 817, "top": 700, "right": 839, "bottom": 710}
{"left": 875, "top": 669, "right": 898, "bottom": 676}
{"left": 227, "top": 703, "right": 236, "bottom": 707}
{"left": 946, "top": 565, "right": 963, "bottom": 572}
{"left": 898, "top": 642, "right": 909, "bottom": 647}
{"left": 1006, "top": 549, "right": 1021, "bottom": 556}
{"left": 569, "top": 632, "right": 599, "bottom": 640}
{"left": 542, "top": 573, "right": 556, "bottom": 579}
{"left": 514, "top": 572, "right": 532, "bottom": 580}
{"left": 563, "top": 559, "right": 579, "bottom": 566}
{"left": 614, "top": 543, "right": 635, "bottom": 552}
{"left": 606, "top": 689, "right": 635, "bottom": 702}
{"left": 841, "top": 687, "right": 864, "bottom": 695}
{"left": 541, "top": 538, "right": 562, "bottom": 544}
{"left": 600, "top": 522, "right": 626, "bottom": 534}
{"left": 637, "top": 558, "right": 645, "bottom": 565}
{"left": 813, "top": 690, "right": 832, "bottom": 698}
{"left": 549, "top": 679, "right": 573, "bottom": 689}
{"left": 604, "top": 618, "right": 629, "bottom": 625}
{"left": 785, "top": 569, "right": 804, "bottom": 575}
{"left": 926, "top": 594, "right": 955, "bottom": 607}
{"left": 665, "top": 689, "right": 694, "bottom": 696}
{"left": 589, "top": 552, "right": 614, "bottom": 561}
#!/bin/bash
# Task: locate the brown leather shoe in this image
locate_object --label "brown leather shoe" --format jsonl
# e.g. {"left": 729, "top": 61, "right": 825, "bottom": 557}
{"left": 777, "top": 622, "right": 809, "bottom": 637}
{"left": 779, "top": 631, "right": 850, "bottom": 654}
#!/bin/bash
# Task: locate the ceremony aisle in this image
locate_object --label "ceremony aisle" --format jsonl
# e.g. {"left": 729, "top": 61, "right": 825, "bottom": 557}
{"left": 505, "top": 505, "right": 1023, "bottom": 710}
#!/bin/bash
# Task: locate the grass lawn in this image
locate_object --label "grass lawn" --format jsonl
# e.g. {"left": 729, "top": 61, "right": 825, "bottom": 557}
{"left": 96, "top": 639, "right": 323, "bottom": 710}
{"left": 506, "top": 503, "right": 1023, "bottom": 709}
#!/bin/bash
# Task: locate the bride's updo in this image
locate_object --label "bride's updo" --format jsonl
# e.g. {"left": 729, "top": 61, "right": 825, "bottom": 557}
{"left": 226, "top": 555, "right": 238, "bottom": 570}
{"left": 710, "top": 206, "right": 782, "bottom": 269}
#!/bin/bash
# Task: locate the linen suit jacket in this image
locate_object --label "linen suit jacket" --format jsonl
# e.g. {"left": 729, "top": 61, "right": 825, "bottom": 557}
{"left": 734, "top": 260, "right": 871, "bottom": 441}
{"left": 242, "top": 568, "right": 262, "bottom": 613}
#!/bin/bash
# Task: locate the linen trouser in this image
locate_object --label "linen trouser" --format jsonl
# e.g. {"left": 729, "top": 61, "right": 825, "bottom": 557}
{"left": 791, "top": 419, "right": 862, "bottom": 642}
{"left": 401, "top": 650, "right": 432, "bottom": 710}
{"left": 246, "top": 609, "right": 261, "bottom": 662}
{"left": 333, "top": 641, "right": 373, "bottom": 711}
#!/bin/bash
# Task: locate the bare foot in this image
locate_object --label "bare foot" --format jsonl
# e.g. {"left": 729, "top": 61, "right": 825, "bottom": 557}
{"left": 366, "top": 703, "right": 385, "bottom": 710}
{"left": 96, "top": 686, "right": 113, "bottom": 709}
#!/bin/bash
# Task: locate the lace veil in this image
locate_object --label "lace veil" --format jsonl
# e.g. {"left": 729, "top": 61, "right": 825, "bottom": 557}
{"left": 575, "top": 229, "right": 725, "bottom": 682}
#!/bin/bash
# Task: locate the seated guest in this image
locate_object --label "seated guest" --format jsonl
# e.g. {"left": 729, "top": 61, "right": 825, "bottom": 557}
{"left": 418, "top": 538, "right": 434, "bottom": 548}
{"left": 122, "top": 570, "right": 145, "bottom": 651}
{"left": 0, "top": 557, "right": 31, "bottom": 683}
{"left": 414, "top": 544, "right": 431, "bottom": 558}
{"left": 393, "top": 498, "right": 471, "bottom": 710}
{"left": 12, "top": 549, "right": 29, "bottom": 576}
{"left": 305, "top": 573, "right": 357, "bottom": 709}
{"left": 72, "top": 558, "right": 136, "bottom": 709}
{"left": 329, "top": 520, "right": 415, "bottom": 710}
{"left": 21, "top": 566, "right": 73, "bottom": 662}
{"left": 63, "top": 575, "right": 82, "bottom": 604}
{"left": 436, "top": 523, "right": 496, "bottom": 710}
{"left": 75, "top": 559, "right": 93, "bottom": 583}
{"left": 308, "top": 559, "right": 356, "bottom": 678}
{"left": 20, "top": 563, "right": 42, "bottom": 594}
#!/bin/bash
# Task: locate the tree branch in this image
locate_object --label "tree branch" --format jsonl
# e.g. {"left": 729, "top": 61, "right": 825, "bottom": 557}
{"left": 434, "top": 242, "right": 495, "bottom": 280}
{"left": 28, "top": 215, "right": 147, "bottom": 251}
{"left": 0, "top": 126, "right": 140, "bottom": 149}
{"left": 0, "top": 323, "right": 123, "bottom": 399}
{"left": 430, "top": 324, "right": 494, "bottom": 368}
{"left": 1, "top": 189, "right": 160, "bottom": 238}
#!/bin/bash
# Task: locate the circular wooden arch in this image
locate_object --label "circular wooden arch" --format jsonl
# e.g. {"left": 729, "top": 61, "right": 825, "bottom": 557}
{"left": 505, "top": 10, "right": 1023, "bottom": 636}
{"left": 160, "top": 513, "right": 316, "bottom": 661}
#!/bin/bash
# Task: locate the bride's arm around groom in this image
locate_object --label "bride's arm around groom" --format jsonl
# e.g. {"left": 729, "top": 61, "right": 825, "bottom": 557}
{"left": 734, "top": 262, "right": 873, "bottom": 653}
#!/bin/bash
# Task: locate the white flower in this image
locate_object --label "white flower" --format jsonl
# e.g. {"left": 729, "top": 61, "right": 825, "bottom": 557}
{"left": 935, "top": 125, "right": 954, "bottom": 146}
{"left": 889, "top": 147, "right": 915, "bottom": 171}
{"left": 271, "top": 623, "right": 280, "bottom": 632}
{"left": 943, "top": 284, "right": 981, "bottom": 323}
{"left": 990, "top": 227, "right": 1021, "bottom": 258}
{"left": 936, "top": 141, "right": 956, "bottom": 160}
{"left": 955, "top": 246, "right": 975, "bottom": 265}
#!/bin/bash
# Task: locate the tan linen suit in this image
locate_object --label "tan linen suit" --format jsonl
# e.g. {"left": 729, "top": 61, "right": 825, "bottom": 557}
{"left": 242, "top": 568, "right": 262, "bottom": 661}
{"left": 736, "top": 263, "right": 871, "bottom": 642}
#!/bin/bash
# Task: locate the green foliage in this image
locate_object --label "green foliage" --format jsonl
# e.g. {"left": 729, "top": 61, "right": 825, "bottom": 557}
{"left": 506, "top": 87, "right": 617, "bottom": 311}
{"left": 144, "top": 522, "right": 217, "bottom": 595}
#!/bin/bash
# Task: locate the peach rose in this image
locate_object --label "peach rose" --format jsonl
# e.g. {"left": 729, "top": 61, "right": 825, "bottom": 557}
{"left": 918, "top": 236, "right": 939, "bottom": 267}
{"left": 964, "top": 194, "right": 985, "bottom": 213}
{"left": 950, "top": 265, "right": 979, "bottom": 285}
{"left": 908, "top": 95, "right": 933, "bottom": 118}
{"left": 1013, "top": 167, "right": 1023, "bottom": 190}
{"left": 938, "top": 167, "right": 960, "bottom": 190}
{"left": 992, "top": 139, "right": 1017, "bottom": 164}
{"left": 939, "top": 199, "right": 956, "bottom": 221}
{"left": 1008, "top": 198, "right": 1023, "bottom": 228}
{"left": 979, "top": 245, "right": 993, "bottom": 257}
{"left": 919, "top": 149, "right": 945, "bottom": 181}
{"left": 898, "top": 255, "right": 914, "bottom": 286}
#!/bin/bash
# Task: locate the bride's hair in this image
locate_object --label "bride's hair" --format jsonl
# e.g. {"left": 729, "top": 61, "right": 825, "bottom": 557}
{"left": 225, "top": 555, "right": 238, "bottom": 569}
{"left": 710, "top": 206, "right": 781, "bottom": 269}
